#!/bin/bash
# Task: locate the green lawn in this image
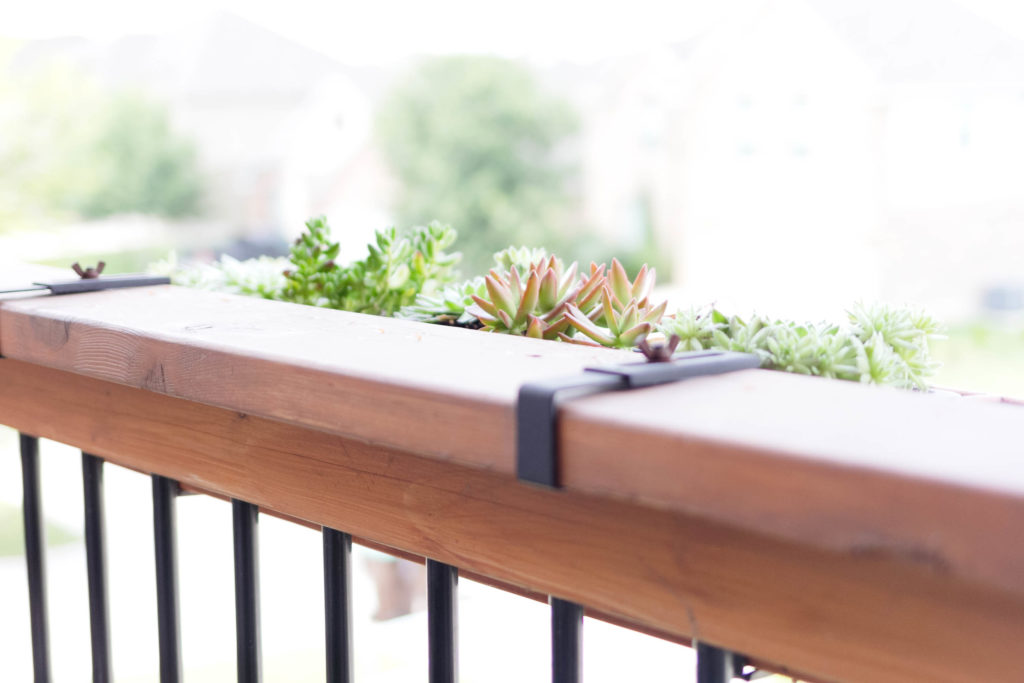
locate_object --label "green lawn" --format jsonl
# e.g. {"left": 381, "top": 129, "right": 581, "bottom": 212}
{"left": 930, "top": 320, "right": 1024, "bottom": 399}
{"left": 0, "top": 502, "right": 78, "bottom": 557}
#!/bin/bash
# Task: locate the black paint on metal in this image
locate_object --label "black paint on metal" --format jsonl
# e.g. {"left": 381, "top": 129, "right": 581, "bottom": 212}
{"left": 323, "top": 528, "right": 353, "bottom": 683}
{"left": 427, "top": 559, "right": 458, "bottom": 683}
{"left": 232, "top": 499, "right": 262, "bottom": 683}
{"left": 517, "top": 372, "right": 623, "bottom": 486}
{"left": 153, "top": 475, "right": 182, "bottom": 683}
{"left": 696, "top": 642, "right": 739, "bottom": 683}
{"left": 20, "top": 433, "right": 51, "bottom": 682}
{"left": 550, "top": 597, "right": 583, "bottom": 683}
{"left": 516, "top": 351, "right": 760, "bottom": 487}
{"left": 82, "top": 453, "right": 112, "bottom": 682}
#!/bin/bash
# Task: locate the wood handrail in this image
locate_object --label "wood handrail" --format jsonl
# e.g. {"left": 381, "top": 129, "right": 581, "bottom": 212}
{"left": 1, "top": 278, "right": 1022, "bottom": 682}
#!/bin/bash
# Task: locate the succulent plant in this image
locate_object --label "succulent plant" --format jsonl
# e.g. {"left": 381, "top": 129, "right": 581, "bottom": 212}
{"left": 160, "top": 216, "right": 944, "bottom": 390}
{"left": 561, "top": 259, "right": 667, "bottom": 349}
{"left": 658, "top": 302, "right": 942, "bottom": 389}
{"left": 278, "top": 216, "right": 461, "bottom": 315}
{"left": 492, "top": 245, "right": 551, "bottom": 277}
{"left": 847, "top": 303, "right": 942, "bottom": 389}
{"left": 466, "top": 256, "right": 606, "bottom": 339}
{"left": 150, "top": 253, "right": 289, "bottom": 300}
{"left": 656, "top": 306, "right": 723, "bottom": 352}
{"left": 282, "top": 215, "right": 344, "bottom": 306}
{"left": 562, "top": 290, "right": 667, "bottom": 349}
{"left": 604, "top": 258, "right": 656, "bottom": 313}
{"left": 396, "top": 277, "right": 487, "bottom": 327}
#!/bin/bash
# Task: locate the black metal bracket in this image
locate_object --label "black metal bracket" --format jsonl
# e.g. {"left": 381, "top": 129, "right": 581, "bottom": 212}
{"left": 39, "top": 274, "right": 170, "bottom": 295}
{"left": 516, "top": 350, "right": 760, "bottom": 488}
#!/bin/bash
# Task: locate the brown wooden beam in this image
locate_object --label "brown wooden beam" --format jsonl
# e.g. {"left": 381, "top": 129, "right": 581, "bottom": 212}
{"left": 1, "top": 359, "right": 1022, "bottom": 683}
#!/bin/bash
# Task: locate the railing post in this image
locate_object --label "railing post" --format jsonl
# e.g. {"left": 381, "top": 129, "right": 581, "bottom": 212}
{"left": 427, "top": 559, "right": 458, "bottom": 683}
{"left": 153, "top": 475, "right": 182, "bottom": 683}
{"left": 323, "top": 528, "right": 353, "bottom": 683}
{"left": 82, "top": 452, "right": 112, "bottom": 682}
{"left": 232, "top": 499, "right": 262, "bottom": 683}
{"left": 20, "top": 433, "right": 51, "bottom": 683}
{"left": 550, "top": 597, "right": 582, "bottom": 683}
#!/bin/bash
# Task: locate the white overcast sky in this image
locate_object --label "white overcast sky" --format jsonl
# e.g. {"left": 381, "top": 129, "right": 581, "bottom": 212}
{"left": 2, "top": 0, "right": 1023, "bottom": 64}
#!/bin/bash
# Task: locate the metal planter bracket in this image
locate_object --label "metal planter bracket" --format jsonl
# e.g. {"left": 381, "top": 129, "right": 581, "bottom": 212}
{"left": 516, "top": 350, "right": 760, "bottom": 488}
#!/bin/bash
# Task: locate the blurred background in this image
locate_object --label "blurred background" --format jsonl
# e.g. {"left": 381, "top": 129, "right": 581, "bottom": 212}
{"left": 1, "top": 1, "right": 1023, "bottom": 679}
{"left": 2, "top": 0, "right": 1024, "bottom": 393}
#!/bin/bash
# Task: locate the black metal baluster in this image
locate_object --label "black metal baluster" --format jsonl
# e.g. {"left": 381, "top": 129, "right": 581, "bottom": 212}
{"left": 232, "top": 499, "right": 261, "bottom": 683}
{"left": 550, "top": 597, "right": 582, "bottom": 683}
{"left": 323, "top": 528, "right": 353, "bottom": 683}
{"left": 82, "top": 453, "right": 111, "bottom": 683}
{"left": 20, "top": 433, "right": 51, "bottom": 683}
{"left": 427, "top": 559, "right": 457, "bottom": 683}
{"left": 696, "top": 642, "right": 736, "bottom": 683}
{"left": 153, "top": 475, "right": 182, "bottom": 683}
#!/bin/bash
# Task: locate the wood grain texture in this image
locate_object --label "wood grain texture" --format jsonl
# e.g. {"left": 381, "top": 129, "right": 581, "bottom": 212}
{"left": 2, "top": 360, "right": 1023, "bottom": 683}
{"left": 560, "top": 372, "right": 1024, "bottom": 601}
{"left": 1, "top": 285, "right": 1022, "bottom": 609}
{"left": 0, "top": 285, "right": 634, "bottom": 469}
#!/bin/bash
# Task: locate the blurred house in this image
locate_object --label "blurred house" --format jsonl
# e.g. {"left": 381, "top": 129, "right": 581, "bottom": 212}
{"left": 11, "top": 13, "right": 394, "bottom": 257}
{"left": 569, "top": 0, "right": 1024, "bottom": 318}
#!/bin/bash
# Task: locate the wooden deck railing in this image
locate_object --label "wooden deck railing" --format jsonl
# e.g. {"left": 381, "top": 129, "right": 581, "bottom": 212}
{"left": 1, "top": 268, "right": 1022, "bottom": 682}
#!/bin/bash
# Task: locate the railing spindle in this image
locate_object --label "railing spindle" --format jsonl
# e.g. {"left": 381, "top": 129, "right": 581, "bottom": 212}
{"left": 427, "top": 559, "right": 458, "bottom": 683}
{"left": 323, "top": 528, "right": 353, "bottom": 683}
{"left": 550, "top": 597, "right": 582, "bottom": 683}
{"left": 82, "top": 453, "right": 112, "bottom": 682}
{"left": 696, "top": 642, "right": 736, "bottom": 683}
{"left": 232, "top": 499, "right": 262, "bottom": 683}
{"left": 152, "top": 475, "right": 182, "bottom": 683}
{"left": 20, "top": 433, "right": 51, "bottom": 683}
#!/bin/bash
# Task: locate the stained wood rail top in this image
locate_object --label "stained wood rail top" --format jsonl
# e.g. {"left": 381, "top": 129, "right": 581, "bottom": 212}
{"left": 0, "top": 278, "right": 1019, "bottom": 574}
{"left": 1, "top": 270, "right": 1023, "bottom": 682}
{"left": 1, "top": 280, "right": 1023, "bottom": 590}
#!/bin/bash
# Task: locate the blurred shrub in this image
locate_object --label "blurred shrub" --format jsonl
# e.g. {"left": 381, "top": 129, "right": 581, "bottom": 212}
{"left": 376, "top": 56, "right": 579, "bottom": 273}
{"left": 0, "top": 64, "right": 203, "bottom": 229}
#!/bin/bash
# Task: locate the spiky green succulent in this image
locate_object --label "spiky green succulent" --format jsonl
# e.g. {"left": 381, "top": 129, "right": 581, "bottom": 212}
{"left": 151, "top": 253, "right": 289, "bottom": 300}
{"left": 492, "top": 245, "right": 551, "bottom": 277}
{"left": 396, "top": 277, "right": 486, "bottom": 327}
{"left": 658, "top": 302, "right": 943, "bottom": 389}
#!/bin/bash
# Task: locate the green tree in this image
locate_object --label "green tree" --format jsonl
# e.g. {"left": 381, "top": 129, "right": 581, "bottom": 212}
{"left": 0, "top": 64, "right": 203, "bottom": 229}
{"left": 376, "top": 56, "right": 580, "bottom": 273}
{"left": 74, "top": 91, "right": 203, "bottom": 218}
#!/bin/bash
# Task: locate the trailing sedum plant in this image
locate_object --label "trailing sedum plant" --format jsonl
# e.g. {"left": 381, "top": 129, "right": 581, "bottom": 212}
{"left": 658, "top": 303, "right": 942, "bottom": 389}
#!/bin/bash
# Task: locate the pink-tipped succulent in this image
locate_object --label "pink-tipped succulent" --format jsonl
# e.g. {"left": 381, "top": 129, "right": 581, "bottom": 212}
{"left": 561, "top": 259, "right": 667, "bottom": 349}
{"left": 605, "top": 258, "right": 656, "bottom": 312}
{"left": 466, "top": 256, "right": 605, "bottom": 339}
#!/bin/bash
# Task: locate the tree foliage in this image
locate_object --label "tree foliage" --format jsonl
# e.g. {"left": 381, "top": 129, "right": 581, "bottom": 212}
{"left": 0, "top": 64, "right": 203, "bottom": 229}
{"left": 375, "top": 56, "right": 579, "bottom": 273}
